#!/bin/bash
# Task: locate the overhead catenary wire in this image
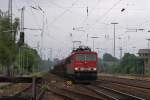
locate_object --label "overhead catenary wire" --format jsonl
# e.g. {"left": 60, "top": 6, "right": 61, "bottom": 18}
{"left": 31, "top": 0, "right": 132, "bottom": 54}
{"left": 20, "top": 0, "right": 47, "bottom": 58}
{"left": 48, "top": 0, "right": 71, "bottom": 10}
{"left": 14, "top": 0, "right": 42, "bottom": 32}
{"left": 24, "top": 0, "right": 41, "bottom": 30}
{"left": 14, "top": 0, "right": 149, "bottom": 58}
{"left": 42, "top": 0, "right": 87, "bottom": 44}
{"left": 48, "top": 0, "right": 79, "bottom": 25}
{"left": 24, "top": 0, "right": 46, "bottom": 38}
{"left": 37, "top": 0, "right": 82, "bottom": 36}
{"left": 13, "top": 0, "right": 87, "bottom": 59}
{"left": 80, "top": 0, "right": 102, "bottom": 26}
{"left": 46, "top": 0, "right": 89, "bottom": 19}
{"left": 29, "top": 0, "right": 62, "bottom": 40}
{"left": 86, "top": 0, "right": 123, "bottom": 32}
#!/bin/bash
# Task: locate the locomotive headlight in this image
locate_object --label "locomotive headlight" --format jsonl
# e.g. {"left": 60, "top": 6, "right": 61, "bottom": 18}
{"left": 93, "top": 68, "right": 97, "bottom": 71}
{"left": 74, "top": 67, "right": 79, "bottom": 71}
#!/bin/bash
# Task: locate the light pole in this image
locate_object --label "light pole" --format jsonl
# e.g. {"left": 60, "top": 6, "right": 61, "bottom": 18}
{"left": 119, "top": 47, "right": 123, "bottom": 59}
{"left": 91, "top": 37, "right": 99, "bottom": 51}
{"left": 111, "top": 22, "right": 118, "bottom": 57}
{"left": 118, "top": 37, "right": 123, "bottom": 59}
{"left": 146, "top": 39, "right": 150, "bottom": 49}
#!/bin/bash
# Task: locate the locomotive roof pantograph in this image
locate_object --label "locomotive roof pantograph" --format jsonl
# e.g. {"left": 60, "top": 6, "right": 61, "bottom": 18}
{"left": 72, "top": 46, "right": 91, "bottom": 52}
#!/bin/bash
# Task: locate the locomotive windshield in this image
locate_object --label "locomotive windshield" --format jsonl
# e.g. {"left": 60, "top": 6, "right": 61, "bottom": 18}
{"left": 76, "top": 54, "right": 96, "bottom": 61}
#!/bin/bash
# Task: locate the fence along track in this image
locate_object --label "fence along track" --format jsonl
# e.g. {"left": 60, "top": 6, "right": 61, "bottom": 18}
{"left": 0, "top": 76, "right": 43, "bottom": 100}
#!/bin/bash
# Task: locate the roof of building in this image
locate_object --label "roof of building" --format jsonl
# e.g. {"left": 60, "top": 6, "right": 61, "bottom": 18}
{"left": 138, "top": 49, "right": 150, "bottom": 54}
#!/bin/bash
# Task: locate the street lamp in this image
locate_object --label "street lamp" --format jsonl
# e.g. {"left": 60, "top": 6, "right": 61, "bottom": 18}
{"left": 91, "top": 36, "right": 99, "bottom": 51}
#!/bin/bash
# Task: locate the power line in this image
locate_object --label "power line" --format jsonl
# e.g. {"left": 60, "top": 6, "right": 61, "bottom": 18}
{"left": 48, "top": 0, "right": 79, "bottom": 25}
{"left": 80, "top": 0, "right": 102, "bottom": 25}
{"left": 48, "top": 0, "right": 69, "bottom": 9}
{"left": 15, "top": 0, "right": 72, "bottom": 58}
{"left": 24, "top": 0, "right": 41, "bottom": 29}
{"left": 86, "top": 0, "right": 123, "bottom": 31}
{"left": 46, "top": 0, "right": 88, "bottom": 19}
{"left": 137, "top": 20, "right": 150, "bottom": 27}
{"left": 25, "top": 0, "right": 56, "bottom": 40}
{"left": 96, "top": 0, "right": 122, "bottom": 22}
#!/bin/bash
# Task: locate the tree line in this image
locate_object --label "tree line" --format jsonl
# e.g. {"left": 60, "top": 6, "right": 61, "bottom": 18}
{"left": 100, "top": 53, "right": 144, "bottom": 75}
{"left": 0, "top": 10, "right": 41, "bottom": 76}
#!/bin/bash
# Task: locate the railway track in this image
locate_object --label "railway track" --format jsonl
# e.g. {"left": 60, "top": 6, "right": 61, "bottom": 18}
{"left": 98, "top": 75, "right": 150, "bottom": 89}
{"left": 14, "top": 84, "right": 32, "bottom": 96}
{"left": 43, "top": 73, "right": 108, "bottom": 100}
{"left": 96, "top": 79, "right": 150, "bottom": 92}
{"left": 86, "top": 84, "right": 144, "bottom": 100}
{"left": 47, "top": 84, "right": 106, "bottom": 100}
{"left": 42, "top": 73, "right": 147, "bottom": 100}
{"left": 0, "top": 83, "right": 14, "bottom": 89}
{"left": 97, "top": 77, "right": 150, "bottom": 99}
{"left": 0, "top": 83, "right": 32, "bottom": 100}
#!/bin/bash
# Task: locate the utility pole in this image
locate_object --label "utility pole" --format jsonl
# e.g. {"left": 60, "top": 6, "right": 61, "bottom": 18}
{"left": 50, "top": 48, "right": 52, "bottom": 61}
{"left": 8, "top": 0, "right": 12, "bottom": 30}
{"left": 118, "top": 37, "right": 122, "bottom": 59}
{"left": 111, "top": 22, "right": 118, "bottom": 57}
{"left": 7, "top": 0, "right": 13, "bottom": 76}
{"left": 19, "top": 7, "right": 25, "bottom": 75}
{"left": 146, "top": 39, "right": 150, "bottom": 49}
{"left": 18, "top": 6, "right": 25, "bottom": 46}
{"left": 8, "top": 0, "right": 15, "bottom": 41}
{"left": 91, "top": 37, "right": 99, "bottom": 51}
{"left": 119, "top": 47, "right": 123, "bottom": 59}
{"left": 20, "top": 7, "right": 25, "bottom": 32}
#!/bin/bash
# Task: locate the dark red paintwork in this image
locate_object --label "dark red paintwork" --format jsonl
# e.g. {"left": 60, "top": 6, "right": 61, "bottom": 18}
{"left": 53, "top": 49, "right": 98, "bottom": 80}
{"left": 72, "top": 51, "right": 97, "bottom": 69}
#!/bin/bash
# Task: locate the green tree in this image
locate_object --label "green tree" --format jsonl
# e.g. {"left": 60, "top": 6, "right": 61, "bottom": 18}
{"left": 15, "top": 46, "right": 41, "bottom": 74}
{"left": 103, "top": 53, "right": 118, "bottom": 62}
{"left": 120, "top": 53, "right": 144, "bottom": 74}
{"left": 102, "top": 53, "right": 119, "bottom": 73}
{"left": 0, "top": 12, "right": 19, "bottom": 76}
{"left": 0, "top": 10, "right": 41, "bottom": 76}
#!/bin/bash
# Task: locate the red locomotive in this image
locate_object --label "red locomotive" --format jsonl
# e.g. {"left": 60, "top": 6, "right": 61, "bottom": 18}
{"left": 52, "top": 46, "right": 98, "bottom": 81}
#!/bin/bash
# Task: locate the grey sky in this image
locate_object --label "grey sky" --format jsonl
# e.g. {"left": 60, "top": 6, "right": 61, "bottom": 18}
{"left": 0, "top": 0, "right": 150, "bottom": 59}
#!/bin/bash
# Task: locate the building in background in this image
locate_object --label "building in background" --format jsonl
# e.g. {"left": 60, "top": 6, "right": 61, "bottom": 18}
{"left": 138, "top": 49, "right": 150, "bottom": 75}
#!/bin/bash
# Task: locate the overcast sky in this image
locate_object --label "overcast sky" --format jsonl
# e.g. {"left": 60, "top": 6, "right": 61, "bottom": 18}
{"left": 0, "top": 0, "right": 150, "bottom": 59}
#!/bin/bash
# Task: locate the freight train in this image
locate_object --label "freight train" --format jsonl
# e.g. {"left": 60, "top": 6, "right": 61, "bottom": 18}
{"left": 52, "top": 46, "right": 98, "bottom": 81}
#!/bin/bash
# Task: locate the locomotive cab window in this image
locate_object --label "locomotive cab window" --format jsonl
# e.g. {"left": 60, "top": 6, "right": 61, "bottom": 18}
{"left": 76, "top": 54, "right": 85, "bottom": 61}
{"left": 86, "top": 54, "right": 96, "bottom": 61}
{"left": 76, "top": 54, "right": 96, "bottom": 61}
